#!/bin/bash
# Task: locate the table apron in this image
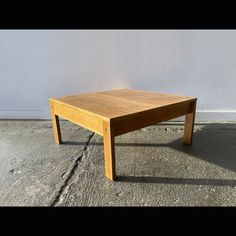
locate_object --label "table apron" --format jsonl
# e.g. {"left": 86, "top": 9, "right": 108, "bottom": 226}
{"left": 112, "top": 101, "right": 195, "bottom": 136}
{"left": 51, "top": 100, "right": 104, "bottom": 136}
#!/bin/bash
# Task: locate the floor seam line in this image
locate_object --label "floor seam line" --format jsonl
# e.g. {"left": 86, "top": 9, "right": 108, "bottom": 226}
{"left": 51, "top": 132, "right": 95, "bottom": 206}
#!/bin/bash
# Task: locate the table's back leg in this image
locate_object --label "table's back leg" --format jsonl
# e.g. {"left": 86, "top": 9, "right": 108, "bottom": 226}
{"left": 103, "top": 121, "right": 116, "bottom": 181}
{"left": 50, "top": 102, "right": 62, "bottom": 144}
{"left": 183, "top": 101, "right": 197, "bottom": 145}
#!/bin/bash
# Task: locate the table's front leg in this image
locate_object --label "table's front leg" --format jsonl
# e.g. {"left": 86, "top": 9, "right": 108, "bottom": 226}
{"left": 103, "top": 120, "right": 116, "bottom": 181}
{"left": 183, "top": 100, "right": 197, "bottom": 145}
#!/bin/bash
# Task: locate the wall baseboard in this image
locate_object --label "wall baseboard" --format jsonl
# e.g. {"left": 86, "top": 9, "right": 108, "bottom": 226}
{"left": 195, "top": 111, "right": 236, "bottom": 122}
{"left": 0, "top": 110, "right": 236, "bottom": 122}
{"left": 0, "top": 110, "right": 50, "bottom": 120}
{"left": 169, "top": 111, "right": 236, "bottom": 122}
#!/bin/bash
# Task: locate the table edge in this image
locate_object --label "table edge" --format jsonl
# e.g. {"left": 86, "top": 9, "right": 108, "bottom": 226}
{"left": 50, "top": 97, "right": 197, "bottom": 121}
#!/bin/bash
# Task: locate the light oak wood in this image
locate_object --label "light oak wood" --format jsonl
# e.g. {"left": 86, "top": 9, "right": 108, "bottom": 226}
{"left": 183, "top": 101, "right": 197, "bottom": 145}
{"left": 49, "top": 88, "right": 197, "bottom": 181}
{"left": 112, "top": 101, "right": 193, "bottom": 136}
{"left": 103, "top": 121, "right": 116, "bottom": 180}
{"left": 51, "top": 99, "right": 104, "bottom": 135}
{"left": 55, "top": 89, "right": 196, "bottom": 119}
{"left": 50, "top": 101, "right": 62, "bottom": 144}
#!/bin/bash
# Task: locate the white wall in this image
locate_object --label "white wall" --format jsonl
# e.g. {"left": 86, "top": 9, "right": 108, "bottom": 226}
{"left": 0, "top": 30, "right": 236, "bottom": 121}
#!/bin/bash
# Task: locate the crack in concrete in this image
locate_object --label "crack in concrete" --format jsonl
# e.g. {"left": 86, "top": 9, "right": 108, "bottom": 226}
{"left": 51, "top": 132, "right": 95, "bottom": 206}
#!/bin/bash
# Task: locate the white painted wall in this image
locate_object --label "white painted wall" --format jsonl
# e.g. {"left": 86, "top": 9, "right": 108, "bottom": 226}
{"left": 0, "top": 30, "right": 235, "bottom": 121}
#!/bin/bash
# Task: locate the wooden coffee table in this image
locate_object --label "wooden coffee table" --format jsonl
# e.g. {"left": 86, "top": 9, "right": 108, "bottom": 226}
{"left": 49, "top": 88, "right": 197, "bottom": 181}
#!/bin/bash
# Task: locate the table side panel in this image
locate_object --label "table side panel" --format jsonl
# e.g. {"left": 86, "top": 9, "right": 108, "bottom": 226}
{"left": 51, "top": 100, "right": 104, "bottom": 136}
{"left": 112, "top": 100, "right": 196, "bottom": 136}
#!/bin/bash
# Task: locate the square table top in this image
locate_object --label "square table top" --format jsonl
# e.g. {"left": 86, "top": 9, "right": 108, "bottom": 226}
{"left": 53, "top": 88, "right": 197, "bottom": 120}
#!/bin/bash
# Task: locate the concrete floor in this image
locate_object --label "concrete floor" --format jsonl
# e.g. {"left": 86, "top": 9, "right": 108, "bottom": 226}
{"left": 1, "top": 120, "right": 236, "bottom": 206}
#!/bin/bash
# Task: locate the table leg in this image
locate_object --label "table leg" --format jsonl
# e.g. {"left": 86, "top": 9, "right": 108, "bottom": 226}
{"left": 50, "top": 103, "right": 62, "bottom": 145}
{"left": 103, "top": 121, "right": 116, "bottom": 181}
{"left": 183, "top": 101, "right": 197, "bottom": 145}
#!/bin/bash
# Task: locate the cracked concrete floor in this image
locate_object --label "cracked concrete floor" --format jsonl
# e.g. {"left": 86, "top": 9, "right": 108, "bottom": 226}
{"left": 1, "top": 120, "right": 236, "bottom": 206}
